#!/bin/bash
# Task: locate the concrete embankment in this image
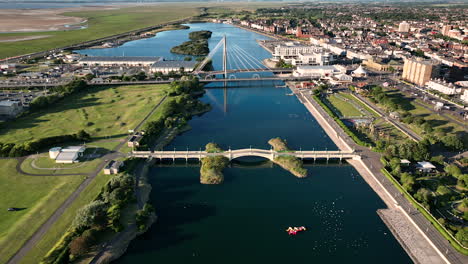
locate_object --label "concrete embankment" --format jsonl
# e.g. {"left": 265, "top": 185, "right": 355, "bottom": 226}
{"left": 378, "top": 208, "right": 447, "bottom": 264}
{"left": 289, "top": 84, "right": 449, "bottom": 264}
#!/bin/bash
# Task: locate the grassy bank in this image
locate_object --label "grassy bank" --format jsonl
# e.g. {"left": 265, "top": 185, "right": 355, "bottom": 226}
{"left": 274, "top": 156, "right": 307, "bottom": 178}
{"left": 0, "top": 4, "right": 200, "bottom": 59}
{"left": 18, "top": 172, "right": 113, "bottom": 264}
{"left": 0, "top": 159, "right": 84, "bottom": 264}
{"left": 0, "top": 84, "right": 166, "bottom": 144}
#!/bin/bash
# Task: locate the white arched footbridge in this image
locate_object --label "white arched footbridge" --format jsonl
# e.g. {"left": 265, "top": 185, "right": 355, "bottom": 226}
{"left": 130, "top": 148, "right": 359, "bottom": 162}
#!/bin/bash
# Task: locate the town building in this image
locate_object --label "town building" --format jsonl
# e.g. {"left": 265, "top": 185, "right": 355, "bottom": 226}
{"left": 416, "top": 161, "right": 436, "bottom": 173}
{"left": 293, "top": 65, "right": 346, "bottom": 78}
{"left": 425, "top": 79, "right": 460, "bottom": 95}
{"left": 150, "top": 60, "right": 198, "bottom": 74}
{"left": 402, "top": 58, "right": 439, "bottom": 86}
{"left": 460, "top": 89, "right": 468, "bottom": 103}
{"left": 103, "top": 160, "right": 123, "bottom": 175}
{"left": 351, "top": 65, "right": 368, "bottom": 78}
{"left": 291, "top": 52, "right": 334, "bottom": 66}
{"left": 441, "top": 25, "right": 453, "bottom": 36}
{"left": 49, "top": 146, "right": 86, "bottom": 164}
{"left": 78, "top": 56, "right": 162, "bottom": 66}
{"left": 363, "top": 58, "right": 403, "bottom": 72}
{"left": 0, "top": 100, "right": 23, "bottom": 117}
{"left": 272, "top": 42, "right": 323, "bottom": 62}
{"left": 398, "top": 21, "right": 410, "bottom": 33}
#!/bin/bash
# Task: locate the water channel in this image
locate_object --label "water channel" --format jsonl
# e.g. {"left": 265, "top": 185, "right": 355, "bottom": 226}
{"left": 77, "top": 23, "right": 411, "bottom": 263}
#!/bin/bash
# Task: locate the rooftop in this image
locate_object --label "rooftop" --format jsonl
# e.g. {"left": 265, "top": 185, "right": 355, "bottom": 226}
{"left": 80, "top": 56, "right": 162, "bottom": 62}
{"left": 151, "top": 60, "right": 198, "bottom": 68}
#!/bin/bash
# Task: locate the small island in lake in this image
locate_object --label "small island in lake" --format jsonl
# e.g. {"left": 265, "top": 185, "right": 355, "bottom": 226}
{"left": 200, "top": 142, "right": 229, "bottom": 184}
{"left": 268, "top": 137, "right": 308, "bottom": 178}
{"left": 171, "top": 30, "right": 212, "bottom": 56}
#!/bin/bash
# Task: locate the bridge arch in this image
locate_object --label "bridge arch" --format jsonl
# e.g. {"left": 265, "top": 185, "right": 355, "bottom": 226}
{"left": 228, "top": 74, "right": 237, "bottom": 80}
{"left": 252, "top": 74, "right": 261, "bottom": 79}
{"left": 205, "top": 75, "right": 214, "bottom": 80}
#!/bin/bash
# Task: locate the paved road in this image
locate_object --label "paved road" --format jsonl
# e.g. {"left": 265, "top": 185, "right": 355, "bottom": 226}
{"left": 298, "top": 90, "right": 468, "bottom": 264}
{"left": 7, "top": 96, "right": 168, "bottom": 264}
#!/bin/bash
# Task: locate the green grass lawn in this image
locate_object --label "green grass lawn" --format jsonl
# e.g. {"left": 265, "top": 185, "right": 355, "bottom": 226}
{"left": 0, "top": 4, "right": 200, "bottom": 59}
{"left": 20, "top": 155, "right": 103, "bottom": 175}
{"left": 340, "top": 93, "right": 381, "bottom": 117}
{"left": 326, "top": 94, "right": 364, "bottom": 117}
{"left": 0, "top": 84, "right": 167, "bottom": 144}
{"left": 19, "top": 172, "right": 113, "bottom": 264}
{"left": 0, "top": 159, "right": 84, "bottom": 264}
{"left": 409, "top": 99, "right": 466, "bottom": 136}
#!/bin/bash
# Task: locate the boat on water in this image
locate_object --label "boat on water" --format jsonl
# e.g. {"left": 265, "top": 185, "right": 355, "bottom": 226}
{"left": 286, "top": 226, "right": 306, "bottom": 235}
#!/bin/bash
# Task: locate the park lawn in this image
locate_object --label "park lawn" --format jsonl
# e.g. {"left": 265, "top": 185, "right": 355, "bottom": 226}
{"left": 0, "top": 159, "right": 84, "bottom": 264}
{"left": 0, "top": 84, "right": 167, "bottom": 144}
{"left": 20, "top": 156, "right": 103, "bottom": 175}
{"left": 339, "top": 93, "right": 380, "bottom": 117}
{"left": 19, "top": 171, "right": 113, "bottom": 264}
{"left": 326, "top": 94, "right": 364, "bottom": 117}
{"left": 407, "top": 100, "right": 466, "bottom": 136}
{"left": 0, "top": 4, "right": 200, "bottom": 59}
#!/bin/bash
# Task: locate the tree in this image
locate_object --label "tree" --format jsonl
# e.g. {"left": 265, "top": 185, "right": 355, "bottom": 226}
{"left": 401, "top": 172, "right": 416, "bottom": 192}
{"left": 455, "top": 229, "right": 468, "bottom": 247}
{"left": 72, "top": 200, "right": 108, "bottom": 230}
{"left": 444, "top": 164, "right": 462, "bottom": 178}
{"left": 69, "top": 236, "right": 89, "bottom": 256}
{"left": 441, "top": 135, "right": 464, "bottom": 151}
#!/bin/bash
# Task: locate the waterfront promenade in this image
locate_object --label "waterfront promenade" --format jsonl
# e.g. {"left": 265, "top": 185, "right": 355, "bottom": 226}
{"left": 293, "top": 86, "right": 468, "bottom": 264}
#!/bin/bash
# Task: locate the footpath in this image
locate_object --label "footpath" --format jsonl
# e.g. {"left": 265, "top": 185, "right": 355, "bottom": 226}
{"left": 291, "top": 85, "right": 468, "bottom": 264}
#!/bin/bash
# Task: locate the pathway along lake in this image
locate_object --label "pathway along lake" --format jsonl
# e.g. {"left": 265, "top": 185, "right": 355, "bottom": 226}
{"left": 78, "top": 23, "right": 411, "bottom": 263}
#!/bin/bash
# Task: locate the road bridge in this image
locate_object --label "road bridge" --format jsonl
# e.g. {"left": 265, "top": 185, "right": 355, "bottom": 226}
{"left": 130, "top": 148, "right": 359, "bottom": 162}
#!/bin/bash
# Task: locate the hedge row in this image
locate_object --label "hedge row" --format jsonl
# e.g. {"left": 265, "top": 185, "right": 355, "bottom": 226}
{"left": 0, "top": 130, "right": 90, "bottom": 157}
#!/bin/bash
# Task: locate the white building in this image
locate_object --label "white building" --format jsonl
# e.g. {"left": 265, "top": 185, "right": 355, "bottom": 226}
{"left": 291, "top": 52, "right": 334, "bottom": 66}
{"left": 293, "top": 65, "right": 346, "bottom": 78}
{"left": 461, "top": 89, "right": 468, "bottom": 103}
{"left": 351, "top": 65, "right": 368, "bottom": 78}
{"left": 150, "top": 60, "right": 198, "bottom": 74}
{"left": 0, "top": 100, "right": 23, "bottom": 117}
{"left": 398, "top": 21, "right": 410, "bottom": 33}
{"left": 426, "top": 79, "right": 460, "bottom": 95}
{"left": 416, "top": 161, "right": 436, "bottom": 173}
{"left": 50, "top": 146, "right": 86, "bottom": 164}
{"left": 78, "top": 56, "right": 162, "bottom": 66}
{"left": 272, "top": 43, "right": 323, "bottom": 62}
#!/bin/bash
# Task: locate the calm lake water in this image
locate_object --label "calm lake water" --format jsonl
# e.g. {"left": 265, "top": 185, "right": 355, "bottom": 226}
{"left": 79, "top": 23, "right": 412, "bottom": 263}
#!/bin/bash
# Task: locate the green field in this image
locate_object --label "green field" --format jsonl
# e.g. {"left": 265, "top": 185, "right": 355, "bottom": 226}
{"left": 326, "top": 93, "right": 364, "bottom": 117}
{"left": 20, "top": 155, "right": 103, "bottom": 175}
{"left": 0, "top": 159, "right": 84, "bottom": 264}
{"left": 19, "top": 171, "right": 113, "bottom": 264}
{"left": 0, "top": 84, "right": 167, "bottom": 263}
{"left": 0, "top": 4, "right": 200, "bottom": 59}
{"left": 0, "top": 84, "right": 166, "bottom": 144}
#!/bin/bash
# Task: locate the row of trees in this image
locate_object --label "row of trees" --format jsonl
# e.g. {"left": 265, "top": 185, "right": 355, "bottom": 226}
{"left": 43, "top": 170, "right": 138, "bottom": 263}
{"left": 0, "top": 130, "right": 90, "bottom": 157}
